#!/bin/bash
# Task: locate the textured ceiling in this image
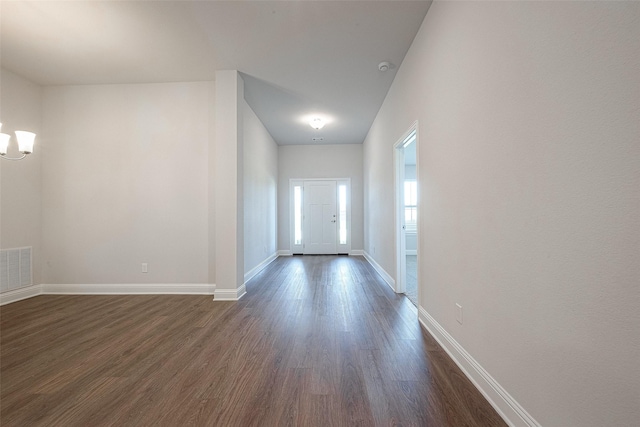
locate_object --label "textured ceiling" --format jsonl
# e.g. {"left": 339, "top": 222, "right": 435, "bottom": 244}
{"left": 1, "top": 1, "right": 431, "bottom": 145}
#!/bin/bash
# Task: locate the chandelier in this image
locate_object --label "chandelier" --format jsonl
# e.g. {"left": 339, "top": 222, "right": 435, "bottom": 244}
{"left": 0, "top": 123, "right": 36, "bottom": 161}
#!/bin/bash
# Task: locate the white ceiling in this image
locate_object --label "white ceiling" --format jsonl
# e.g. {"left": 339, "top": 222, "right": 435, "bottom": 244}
{"left": 1, "top": 1, "right": 431, "bottom": 145}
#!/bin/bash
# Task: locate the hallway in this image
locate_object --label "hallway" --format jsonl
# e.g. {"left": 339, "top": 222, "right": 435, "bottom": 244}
{"left": 1, "top": 256, "right": 506, "bottom": 426}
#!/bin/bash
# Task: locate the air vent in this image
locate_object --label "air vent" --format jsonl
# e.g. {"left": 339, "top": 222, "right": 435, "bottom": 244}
{"left": 0, "top": 247, "right": 32, "bottom": 292}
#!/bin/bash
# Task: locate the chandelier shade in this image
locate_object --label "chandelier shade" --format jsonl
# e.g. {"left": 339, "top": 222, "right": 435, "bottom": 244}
{"left": 0, "top": 123, "right": 36, "bottom": 160}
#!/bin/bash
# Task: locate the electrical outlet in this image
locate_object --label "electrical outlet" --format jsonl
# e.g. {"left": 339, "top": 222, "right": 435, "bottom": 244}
{"left": 455, "top": 303, "right": 463, "bottom": 324}
{"left": 142, "top": 263, "right": 148, "bottom": 273}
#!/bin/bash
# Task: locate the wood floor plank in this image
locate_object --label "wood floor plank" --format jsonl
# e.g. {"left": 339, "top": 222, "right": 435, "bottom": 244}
{"left": 1, "top": 255, "right": 507, "bottom": 426}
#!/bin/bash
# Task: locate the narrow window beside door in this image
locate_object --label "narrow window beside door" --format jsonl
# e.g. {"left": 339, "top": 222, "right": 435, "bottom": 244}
{"left": 339, "top": 184, "right": 347, "bottom": 245}
{"left": 294, "top": 185, "right": 302, "bottom": 245}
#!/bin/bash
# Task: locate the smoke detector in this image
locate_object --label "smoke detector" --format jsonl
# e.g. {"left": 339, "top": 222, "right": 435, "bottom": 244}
{"left": 378, "top": 61, "right": 391, "bottom": 72}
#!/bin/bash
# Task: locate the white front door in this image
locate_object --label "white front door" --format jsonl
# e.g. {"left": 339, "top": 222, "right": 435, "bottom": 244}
{"left": 303, "top": 180, "right": 337, "bottom": 254}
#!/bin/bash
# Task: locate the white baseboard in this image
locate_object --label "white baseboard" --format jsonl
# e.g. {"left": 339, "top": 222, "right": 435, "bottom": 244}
{"left": 349, "top": 249, "right": 364, "bottom": 256}
{"left": 43, "top": 283, "right": 216, "bottom": 295}
{"left": 244, "top": 252, "right": 278, "bottom": 283}
{"left": 0, "top": 284, "right": 43, "bottom": 305}
{"left": 278, "top": 250, "right": 292, "bottom": 256}
{"left": 214, "top": 283, "right": 246, "bottom": 301}
{"left": 2, "top": 282, "right": 226, "bottom": 305}
{"left": 363, "top": 251, "right": 396, "bottom": 292}
{"left": 418, "top": 306, "right": 540, "bottom": 427}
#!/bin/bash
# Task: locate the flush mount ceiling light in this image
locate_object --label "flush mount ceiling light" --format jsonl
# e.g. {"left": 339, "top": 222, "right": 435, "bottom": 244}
{"left": 0, "top": 123, "right": 36, "bottom": 161}
{"left": 309, "top": 117, "right": 325, "bottom": 130}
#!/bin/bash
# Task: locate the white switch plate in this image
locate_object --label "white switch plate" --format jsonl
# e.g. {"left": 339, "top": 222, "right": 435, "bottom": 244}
{"left": 142, "top": 263, "right": 148, "bottom": 273}
{"left": 455, "top": 303, "right": 463, "bottom": 324}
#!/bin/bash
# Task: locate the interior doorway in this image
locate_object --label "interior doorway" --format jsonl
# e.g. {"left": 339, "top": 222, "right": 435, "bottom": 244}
{"left": 394, "top": 124, "right": 418, "bottom": 307}
{"left": 290, "top": 179, "right": 351, "bottom": 255}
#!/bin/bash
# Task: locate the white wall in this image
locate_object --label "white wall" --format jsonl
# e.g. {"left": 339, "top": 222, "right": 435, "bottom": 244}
{"left": 214, "top": 71, "right": 245, "bottom": 297}
{"left": 0, "top": 69, "right": 43, "bottom": 286}
{"left": 243, "top": 99, "right": 278, "bottom": 276}
{"left": 364, "top": 2, "right": 640, "bottom": 426}
{"left": 404, "top": 165, "right": 416, "bottom": 180}
{"left": 41, "top": 82, "right": 212, "bottom": 285}
{"left": 278, "top": 144, "right": 363, "bottom": 253}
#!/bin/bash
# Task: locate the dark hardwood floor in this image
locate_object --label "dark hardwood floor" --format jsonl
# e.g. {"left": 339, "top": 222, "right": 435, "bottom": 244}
{"left": 1, "top": 255, "right": 506, "bottom": 426}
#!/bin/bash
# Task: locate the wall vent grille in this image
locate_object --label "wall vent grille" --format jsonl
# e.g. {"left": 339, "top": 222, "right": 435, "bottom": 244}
{"left": 0, "top": 247, "right": 33, "bottom": 293}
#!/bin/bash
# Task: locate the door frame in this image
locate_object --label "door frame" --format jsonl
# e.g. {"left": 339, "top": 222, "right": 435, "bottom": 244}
{"left": 394, "top": 121, "right": 419, "bottom": 296}
{"left": 289, "top": 178, "right": 351, "bottom": 255}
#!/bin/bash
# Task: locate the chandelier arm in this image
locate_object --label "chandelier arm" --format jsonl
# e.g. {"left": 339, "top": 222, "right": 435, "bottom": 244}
{"left": 0, "top": 154, "right": 28, "bottom": 161}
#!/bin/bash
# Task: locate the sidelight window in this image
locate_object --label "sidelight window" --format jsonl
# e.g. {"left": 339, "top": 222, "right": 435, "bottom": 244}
{"left": 339, "top": 184, "right": 347, "bottom": 245}
{"left": 294, "top": 185, "right": 302, "bottom": 245}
